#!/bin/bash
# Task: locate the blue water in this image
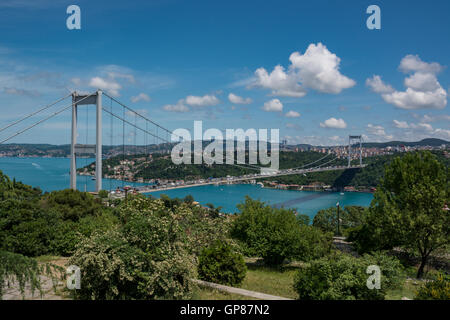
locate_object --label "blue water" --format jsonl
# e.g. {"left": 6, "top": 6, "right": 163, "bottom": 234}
{"left": 0, "top": 157, "right": 373, "bottom": 218}
{"left": 148, "top": 184, "right": 373, "bottom": 217}
{"left": 0, "top": 157, "right": 145, "bottom": 192}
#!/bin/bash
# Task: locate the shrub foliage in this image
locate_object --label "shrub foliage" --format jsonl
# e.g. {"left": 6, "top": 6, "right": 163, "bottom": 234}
{"left": 231, "top": 197, "right": 332, "bottom": 266}
{"left": 198, "top": 240, "right": 247, "bottom": 286}
{"left": 293, "top": 251, "right": 405, "bottom": 300}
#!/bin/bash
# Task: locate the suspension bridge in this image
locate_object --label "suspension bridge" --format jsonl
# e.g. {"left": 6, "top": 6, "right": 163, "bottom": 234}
{"left": 0, "top": 90, "right": 365, "bottom": 194}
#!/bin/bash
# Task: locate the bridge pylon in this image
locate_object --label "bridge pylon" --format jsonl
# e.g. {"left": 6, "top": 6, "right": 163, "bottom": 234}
{"left": 348, "top": 135, "right": 362, "bottom": 167}
{"left": 70, "top": 90, "right": 103, "bottom": 192}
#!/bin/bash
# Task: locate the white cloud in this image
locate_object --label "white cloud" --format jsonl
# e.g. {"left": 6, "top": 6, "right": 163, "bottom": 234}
{"left": 162, "top": 93, "right": 220, "bottom": 113}
{"left": 107, "top": 71, "right": 135, "bottom": 84}
{"left": 262, "top": 99, "right": 283, "bottom": 112}
{"left": 399, "top": 54, "right": 443, "bottom": 74}
{"left": 254, "top": 65, "right": 306, "bottom": 97}
{"left": 163, "top": 100, "right": 189, "bottom": 113}
{"left": 3, "top": 87, "right": 40, "bottom": 97}
{"left": 131, "top": 93, "right": 151, "bottom": 103}
{"left": 367, "top": 55, "right": 447, "bottom": 110}
{"left": 320, "top": 117, "right": 347, "bottom": 129}
{"left": 382, "top": 87, "right": 447, "bottom": 110}
{"left": 285, "top": 110, "right": 300, "bottom": 118}
{"left": 253, "top": 43, "right": 355, "bottom": 97}
{"left": 412, "top": 113, "right": 450, "bottom": 123}
{"left": 367, "top": 124, "right": 393, "bottom": 140}
{"left": 404, "top": 72, "right": 440, "bottom": 92}
{"left": 391, "top": 119, "right": 450, "bottom": 141}
{"left": 289, "top": 43, "right": 356, "bottom": 94}
{"left": 366, "top": 75, "right": 394, "bottom": 94}
{"left": 329, "top": 136, "right": 343, "bottom": 142}
{"left": 89, "top": 76, "right": 121, "bottom": 97}
{"left": 228, "top": 93, "right": 252, "bottom": 104}
{"left": 393, "top": 120, "right": 409, "bottom": 129}
{"left": 393, "top": 120, "right": 433, "bottom": 132}
{"left": 185, "top": 94, "right": 220, "bottom": 107}
{"left": 433, "top": 128, "right": 450, "bottom": 140}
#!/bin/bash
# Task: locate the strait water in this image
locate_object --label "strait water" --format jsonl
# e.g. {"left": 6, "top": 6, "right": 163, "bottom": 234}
{"left": 0, "top": 157, "right": 373, "bottom": 218}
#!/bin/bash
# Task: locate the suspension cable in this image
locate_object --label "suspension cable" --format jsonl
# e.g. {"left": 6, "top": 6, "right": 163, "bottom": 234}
{"left": 313, "top": 156, "right": 339, "bottom": 169}
{"left": 102, "top": 91, "right": 182, "bottom": 140}
{"left": 102, "top": 107, "right": 172, "bottom": 143}
{"left": 0, "top": 93, "right": 72, "bottom": 134}
{"left": 0, "top": 93, "right": 95, "bottom": 145}
{"left": 289, "top": 152, "right": 332, "bottom": 170}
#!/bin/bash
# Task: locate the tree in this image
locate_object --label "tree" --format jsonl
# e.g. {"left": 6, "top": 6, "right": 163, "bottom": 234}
{"left": 70, "top": 197, "right": 195, "bottom": 300}
{"left": 98, "top": 190, "right": 109, "bottom": 199}
{"left": 313, "top": 206, "right": 367, "bottom": 235}
{"left": 353, "top": 151, "right": 449, "bottom": 278}
{"left": 231, "top": 197, "right": 331, "bottom": 266}
{"left": 198, "top": 240, "right": 247, "bottom": 286}
{"left": 293, "top": 251, "right": 404, "bottom": 300}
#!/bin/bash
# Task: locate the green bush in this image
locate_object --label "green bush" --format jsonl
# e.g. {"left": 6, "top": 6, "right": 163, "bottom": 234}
{"left": 415, "top": 274, "right": 450, "bottom": 300}
{"left": 231, "top": 197, "right": 332, "bottom": 266}
{"left": 40, "top": 189, "right": 103, "bottom": 222}
{"left": 313, "top": 205, "right": 367, "bottom": 236}
{"left": 70, "top": 197, "right": 195, "bottom": 300}
{"left": 198, "top": 240, "right": 247, "bottom": 286}
{"left": 98, "top": 190, "right": 109, "bottom": 199}
{"left": 293, "top": 251, "right": 404, "bottom": 300}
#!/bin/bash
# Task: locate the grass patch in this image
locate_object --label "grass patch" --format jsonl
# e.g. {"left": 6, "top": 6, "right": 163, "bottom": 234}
{"left": 240, "top": 265, "right": 297, "bottom": 299}
{"left": 191, "top": 286, "right": 258, "bottom": 300}
{"left": 385, "top": 279, "right": 421, "bottom": 300}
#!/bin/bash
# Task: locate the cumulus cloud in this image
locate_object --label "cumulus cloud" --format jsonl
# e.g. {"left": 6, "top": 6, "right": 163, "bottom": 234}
{"left": 367, "top": 55, "right": 447, "bottom": 110}
{"left": 285, "top": 110, "right": 300, "bottom": 118}
{"left": 412, "top": 113, "right": 450, "bottom": 123}
{"left": 393, "top": 120, "right": 409, "bottom": 129}
{"left": 399, "top": 54, "right": 443, "bottom": 74}
{"left": 162, "top": 93, "right": 220, "bottom": 113}
{"left": 228, "top": 93, "right": 252, "bottom": 104}
{"left": 262, "top": 99, "right": 283, "bottom": 112}
{"left": 131, "top": 93, "right": 151, "bottom": 103}
{"left": 366, "top": 75, "right": 394, "bottom": 94}
{"left": 320, "top": 117, "right": 347, "bottom": 129}
{"left": 162, "top": 100, "right": 189, "bottom": 113}
{"left": 253, "top": 43, "right": 355, "bottom": 97}
{"left": 89, "top": 76, "right": 121, "bottom": 97}
{"left": 185, "top": 94, "right": 219, "bottom": 107}
{"left": 367, "top": 124, "right": 393, "bottom": 140}
{"left": 393, "top": 120, "right": 433, "bottom": 132}
{"left": 392, "top": 119, "right": 450, "bottom": 141}
{"left": 289, "top": 43, "right": 356, "bottom": 94}
{"left": 254, "top": 65, "right": 306, "bottom": 97}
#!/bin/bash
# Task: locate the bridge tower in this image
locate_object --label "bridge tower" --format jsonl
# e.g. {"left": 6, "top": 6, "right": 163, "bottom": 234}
{"left": 348, "top": 135, "right": 362, "bottom": 167}
{"left": 70, "top": 90, "right": 103, "bottom": 192}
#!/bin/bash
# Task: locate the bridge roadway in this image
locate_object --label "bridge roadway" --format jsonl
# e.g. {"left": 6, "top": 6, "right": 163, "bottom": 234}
{"left": 132, "top": 164, "right": 367, "bottom": 194}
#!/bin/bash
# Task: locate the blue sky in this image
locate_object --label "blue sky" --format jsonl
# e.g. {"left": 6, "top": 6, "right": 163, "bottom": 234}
{"left": 0, "top": 0, "right": 449, "bottom": 145}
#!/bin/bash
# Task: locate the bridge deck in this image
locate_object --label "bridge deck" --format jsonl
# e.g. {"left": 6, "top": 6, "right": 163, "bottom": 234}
{"left": 129, "top": 164, "right": 366, "bottom": 194}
